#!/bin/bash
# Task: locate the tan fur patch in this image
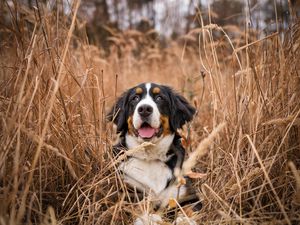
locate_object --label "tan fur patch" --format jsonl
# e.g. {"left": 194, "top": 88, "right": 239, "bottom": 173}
{"left": 153, "top": 87, "right": 160, "bottom": 94}
{"left": 127, "top": 116, "right": 134, "bottom": 134}
{"left": 160, "top": 115, "right": 170, "bottom": 136}
{"left": 183, "top": 206, "right": 195, "bottom": 217}
{"left": 135, "top": 87, "right": 143, "bottom": 94}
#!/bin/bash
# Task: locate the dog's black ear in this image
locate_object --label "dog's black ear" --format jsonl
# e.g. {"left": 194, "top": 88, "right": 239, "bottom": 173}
{"left": 107, "top": 90, "right": 130, "bottom": 134}
{"left": 169, "top": 90, "right": 196, "bottom": 131}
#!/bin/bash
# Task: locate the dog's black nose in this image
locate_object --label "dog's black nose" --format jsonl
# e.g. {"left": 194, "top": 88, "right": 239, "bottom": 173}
{"left": 138, "top": 104, "right": 153, "bottom": 117}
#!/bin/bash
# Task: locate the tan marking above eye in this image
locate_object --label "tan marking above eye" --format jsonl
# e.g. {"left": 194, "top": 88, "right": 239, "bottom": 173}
{"left": 135, "top": 87, "right": 143, "bottom": 94}
{"left": 153, "top": 87, "right": 160, "bottom": 94}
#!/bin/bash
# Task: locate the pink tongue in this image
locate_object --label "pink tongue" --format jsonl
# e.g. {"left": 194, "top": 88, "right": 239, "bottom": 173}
{"left": 138, "top": 127, "right": 156, "bottom": 138}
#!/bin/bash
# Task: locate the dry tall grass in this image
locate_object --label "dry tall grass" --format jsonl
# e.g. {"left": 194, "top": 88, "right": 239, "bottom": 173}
{"left": 0, "top": 1, "right": 300, "bottom": 224}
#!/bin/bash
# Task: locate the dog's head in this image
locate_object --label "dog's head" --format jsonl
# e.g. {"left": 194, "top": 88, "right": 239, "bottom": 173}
{"left": 108, "top": 83, "right": 196, "bottom": 142}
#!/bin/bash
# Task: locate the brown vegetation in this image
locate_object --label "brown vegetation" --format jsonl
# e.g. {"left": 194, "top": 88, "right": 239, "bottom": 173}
{"left": 0, "top": 1, "right": 300, "bottom": 224}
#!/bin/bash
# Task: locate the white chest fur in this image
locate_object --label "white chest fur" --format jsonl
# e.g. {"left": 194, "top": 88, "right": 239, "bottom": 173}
{"left": 119, "top": 158, "right": 172, "bottom": 194}
{"left": 120, "top": 133, "right": 187, "bottom": 207}
{"left": 125, "top": 133, "right": 175, "bottom": 161}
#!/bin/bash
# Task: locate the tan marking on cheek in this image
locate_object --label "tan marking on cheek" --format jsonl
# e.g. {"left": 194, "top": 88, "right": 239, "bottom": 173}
{"left": 160, "top": 115, "right": 170, "bottom": 136}
{"left": 135, "top": 87, "right": 143, "bottom": 94}
{"left": 127, "top": 116, "right": 134, "bottom": 134}
{"left": 153, "top": 87, "right": 160, "bottom": 94}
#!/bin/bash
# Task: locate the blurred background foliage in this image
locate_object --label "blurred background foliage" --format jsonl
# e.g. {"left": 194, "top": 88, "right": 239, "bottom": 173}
{"left": 0, "top": 0, "right": 295, "bottom": 53}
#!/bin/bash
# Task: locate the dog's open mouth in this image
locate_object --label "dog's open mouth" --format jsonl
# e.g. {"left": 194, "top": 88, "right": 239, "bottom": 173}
{"left": 137, "top": 122, "right": 158, "bottom": 139}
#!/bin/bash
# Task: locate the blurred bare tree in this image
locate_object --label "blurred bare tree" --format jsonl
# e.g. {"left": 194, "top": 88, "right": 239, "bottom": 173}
{"left": 0, "top": 0, "right": 293, "bottom": 51}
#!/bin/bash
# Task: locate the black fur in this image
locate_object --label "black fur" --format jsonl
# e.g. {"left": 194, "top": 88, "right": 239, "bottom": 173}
{"left": 169, "top": 91, "right": 196, "bottom": 131}
{"left": 107, "top": 89, "right": 131, "bottom": 135}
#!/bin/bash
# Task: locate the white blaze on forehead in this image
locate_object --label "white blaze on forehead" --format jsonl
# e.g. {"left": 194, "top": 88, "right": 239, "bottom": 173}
{"left": 146, "top": 82, "right": 151, "bottom": 94}
{"left": 132, "top": 83, "right": 161, "bottom": 130}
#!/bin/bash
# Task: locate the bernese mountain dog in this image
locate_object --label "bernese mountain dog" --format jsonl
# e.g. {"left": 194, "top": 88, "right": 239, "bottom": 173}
{"left": 108, "top": 82, "right": 201, "bottom": 224}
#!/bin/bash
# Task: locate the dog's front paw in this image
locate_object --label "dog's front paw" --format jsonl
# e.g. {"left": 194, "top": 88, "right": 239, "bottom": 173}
{"left": 134, "top": 213, "right": 163, "bottom": 225}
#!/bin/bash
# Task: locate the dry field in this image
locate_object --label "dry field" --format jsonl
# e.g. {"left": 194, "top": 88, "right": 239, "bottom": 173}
{"left": 0, "top": 1, "right": 300, "bottom": 225}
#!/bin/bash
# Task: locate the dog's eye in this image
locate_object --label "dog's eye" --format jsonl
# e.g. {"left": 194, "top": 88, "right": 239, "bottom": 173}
{"left": 155, "top": 95, "right": 163, "bottom": 102}
{"left": 132, "top": 95, "right": 140, "bottom": 102}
